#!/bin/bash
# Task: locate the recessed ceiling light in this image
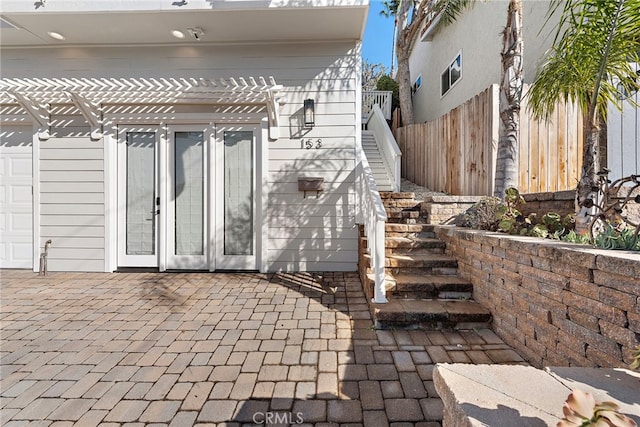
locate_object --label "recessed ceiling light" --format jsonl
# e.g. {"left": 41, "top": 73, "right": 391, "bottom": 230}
{"left": 48, "top": 31, "right": 65, "bottom": 40}
{"left": 171, "top": 30, "right": 185, "bottom": 39}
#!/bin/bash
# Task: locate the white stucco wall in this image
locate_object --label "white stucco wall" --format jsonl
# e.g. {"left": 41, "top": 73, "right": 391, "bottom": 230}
{"left": 409, "top": 0, "right": 557, "bottom": 123}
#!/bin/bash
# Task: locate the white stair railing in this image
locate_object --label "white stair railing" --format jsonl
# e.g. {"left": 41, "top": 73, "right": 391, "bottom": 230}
{"left": 366, "top": 104, "right": 402, "bottom": 192}
{"left": 356, "top": 134, "right": 388, "bottom": 304}
{"left": 362, "top": 90, "right": 392, "bottom": 122}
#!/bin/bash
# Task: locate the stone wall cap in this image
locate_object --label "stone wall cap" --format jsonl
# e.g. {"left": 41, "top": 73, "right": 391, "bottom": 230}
{"left": 434, "top": 225, "right": 640, "bottom": 268}
{"left": 434, "top": 363, "right": 640, "bottom": 427}
{"left": 423, "top": 195, "right": 484, "bottom": 203}
{"left": 523, "top": 190, "right": 575, "bottom": 202}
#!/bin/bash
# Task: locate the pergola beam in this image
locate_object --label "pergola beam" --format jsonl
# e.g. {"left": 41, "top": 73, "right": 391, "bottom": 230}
{"left": 266, "top": 85, "right": 284, "bottom": 140}
{"left": 9, "top": 90, "right": 49, "bottom": 140}
{"left": 1, "top": 76, "right": 286, "bottom": 140}
{"left": 69, "top": 92, "right": 102, "bottom": 140}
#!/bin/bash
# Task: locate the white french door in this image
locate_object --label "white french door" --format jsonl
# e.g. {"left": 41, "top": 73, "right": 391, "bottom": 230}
{"left": 117, "top": 126, "right": 162, "bottom": 268}
{"left": 166, "top": 126, "right": 209, "bottom": 270}
{"left": 117, "top": 123, "right": 260, "bottom": 271}
{"left": 215, "top": 124, "right": 258, "bottom": 270}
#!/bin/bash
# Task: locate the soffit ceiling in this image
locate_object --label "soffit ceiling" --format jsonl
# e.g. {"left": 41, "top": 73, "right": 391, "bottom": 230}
{"left": 0, "top": 6, "right": 368, "bottom": 47}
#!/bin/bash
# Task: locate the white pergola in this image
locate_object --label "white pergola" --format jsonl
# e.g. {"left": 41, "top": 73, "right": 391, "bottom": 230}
{"left": 0, "top": 76, "right": 285, "bottom": 140}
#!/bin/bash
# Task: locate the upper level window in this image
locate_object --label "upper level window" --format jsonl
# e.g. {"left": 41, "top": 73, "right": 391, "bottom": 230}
{"left": 412, "top": 74, "right": 422, "bottom": 95}
{"left": 441, "top": 51, "right": 462, "bottom": 96}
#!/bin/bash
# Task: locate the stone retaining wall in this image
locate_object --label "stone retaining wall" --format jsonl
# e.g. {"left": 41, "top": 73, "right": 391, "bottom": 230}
{"left": 421, "top": 195, "right": 483, "bottom": 225}
{"left": 435, "top": 226, "right": 640, "bottom": 369}
{"left": 521, "top": 191, "right": 575, "bottom": 218}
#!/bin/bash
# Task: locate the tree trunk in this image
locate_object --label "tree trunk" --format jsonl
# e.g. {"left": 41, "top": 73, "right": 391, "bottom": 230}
{"left": 396, "top": 35, "right": 414, "bottom": 126}
{"left": 494, "top": 0, "right": 523, "bottom": 198}
{"left": 395, "top": 0, "right": 415, "bottom": 126}
{"left": 575, "top": 114, "right": 601, "bottom": 233}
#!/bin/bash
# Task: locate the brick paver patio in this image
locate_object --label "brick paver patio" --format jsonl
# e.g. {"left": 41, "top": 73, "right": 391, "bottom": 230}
{"left": 1, "top": 270, "right": 525, "bottom": 426}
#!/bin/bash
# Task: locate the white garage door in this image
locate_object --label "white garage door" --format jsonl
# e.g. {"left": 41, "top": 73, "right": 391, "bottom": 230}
{"left": 0, "top": 125, "right": 33, "bottom": 268}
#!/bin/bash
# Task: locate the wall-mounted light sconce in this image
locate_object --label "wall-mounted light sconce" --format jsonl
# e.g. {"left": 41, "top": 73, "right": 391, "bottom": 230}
{"left": 304, "top": 99, "right": 315, "bottom": 128}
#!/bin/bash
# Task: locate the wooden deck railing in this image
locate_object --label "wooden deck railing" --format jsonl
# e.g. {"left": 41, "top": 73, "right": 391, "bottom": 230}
{"left": 362, "top": 90, "right": 392, "bottom": 122}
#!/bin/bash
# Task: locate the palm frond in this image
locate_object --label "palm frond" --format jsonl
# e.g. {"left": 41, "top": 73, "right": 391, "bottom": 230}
{"left": 436, "top": 0, "right": 476, "bottom": 27}
{"left": 528, "top": 0, "right": 640, "bottom": 121}
{"left": 380, "top": 0, "right": 401, "bottom": 18}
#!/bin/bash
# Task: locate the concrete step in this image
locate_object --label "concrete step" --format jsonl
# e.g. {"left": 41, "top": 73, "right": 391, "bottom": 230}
{"left": 385, "top": 223, "right": 435, "bottom": 233}
{"left": 361, "top": 252, "right": 458, "bottom": 276}
{"left": 364, "top": 272, "right": 472, "bottom": 299}
{"left": 385, "top": 237, "right": 446, "bottom": 254}
{"left": 372, "top": 298, "right": 492, "bottom": 330}
{"left": 385, "top": 253, "right": 458, "bottom": 269}
{"left": 380, "top": 192, "right": 416, "bottom": 199}
{"left": 391, "top": 274, "right": 473, "bottom": 299}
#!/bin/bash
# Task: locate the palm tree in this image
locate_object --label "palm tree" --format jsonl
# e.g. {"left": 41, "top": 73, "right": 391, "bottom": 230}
{"left": 528, "top": 0, "right": 640, "bottom": 229}
{"left": 494, "top": 0, "right": 524, "bottom": 198}
{"left": 380, "top": 0, "right": 400, "bottom": 76}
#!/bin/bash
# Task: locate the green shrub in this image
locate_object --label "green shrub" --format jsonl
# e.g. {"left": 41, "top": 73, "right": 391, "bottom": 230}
{"left": 460, "top": 188, "right": 577, "bottom": 240}
{"left": 376, "top": 75, "right": 400, "bottom": 112}
{"left": 458, "top": 196, "right": 503, "bottom": 231}
{"left": 561, "top": 230, "right": 591, "bottom": 245}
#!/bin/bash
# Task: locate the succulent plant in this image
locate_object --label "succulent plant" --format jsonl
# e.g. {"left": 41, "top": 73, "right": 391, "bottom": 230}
{"left": 631, "top": 346, "right": 640, "bottom": 371}
{"left": 558, "top": 389, "right": 637, "bottom": 427}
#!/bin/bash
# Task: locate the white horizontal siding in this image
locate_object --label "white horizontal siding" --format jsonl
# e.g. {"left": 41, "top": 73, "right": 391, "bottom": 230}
{"left": 269, "top": 159, "right": 355, "bottom": 172}
{"left": 268, "top": 227, "right": 355, "bottom": 239}
{"left": 40, "top": 204, "right": 104, "bottom": 215}
{"left": 1, "top": 43, "right": 358, "bottom": 81}
{"left": 269, "top": 149, "right": 355, "bottom": 161}
{"left": 36, "top": 237, "right": 104, "bottom": 248}
{"left": 267, "top": 182, "right": 353, "bottom": 194}
{"left": 40, "top": 193, "right": 104, "bottom": 204}
{"left": 268, "top": 193, "right": 355, "bottom": 206}
{"left": 50, "top": 108, "right": 91, "bottom": 138}
{"left": 40, "top": 137, "right": 105, "bottom": 272}
{"left": 45, "top": 259, "right": 105, "bottom": 272}
{"left": 268, "top": 217, "right": 355, "bottom": 230}
{"left": 268, "top": 205, "right": 355, "bottom": 219}
{"left": 269, "top": 238, "right": 357, "bottom": 251}
{"left": 39, "top": 160, "right": 103, "bottom": 171}
{"left": 40, "top": 171, "right": 104, "bottom": 181}
{"left": 269, "top": 170, "right": 354, "bottom": 182}
{"left": 41, "top": 226, "right": 104, "bottom": 237}
{"left": 268, "top": 137, "right": 355, "bottom": 150}
{"left": 3, "top": 41, "right": 359, "bottom": 273}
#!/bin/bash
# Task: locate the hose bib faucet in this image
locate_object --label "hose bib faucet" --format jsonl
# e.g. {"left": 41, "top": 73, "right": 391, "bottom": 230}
{"left": 38, "top": 239, "right": 52, "bottom": 276}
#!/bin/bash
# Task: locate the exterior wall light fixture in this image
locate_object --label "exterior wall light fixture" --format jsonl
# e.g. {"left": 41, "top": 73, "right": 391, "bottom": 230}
{"left": 304, "top": 99, "right": 315, "bottom": 128}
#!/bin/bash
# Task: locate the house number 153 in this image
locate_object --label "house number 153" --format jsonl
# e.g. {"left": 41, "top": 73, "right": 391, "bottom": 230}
{"left": 302, "top": 139, "right": 322, "bottom": 149}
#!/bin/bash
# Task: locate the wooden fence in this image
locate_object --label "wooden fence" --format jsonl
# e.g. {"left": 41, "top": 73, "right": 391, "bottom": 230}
{"left": 395, "top": 84, "right": 583, "bottom": 196}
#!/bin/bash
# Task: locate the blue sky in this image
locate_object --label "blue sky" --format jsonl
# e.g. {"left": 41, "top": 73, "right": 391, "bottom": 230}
{"left": 362, "top": 1, "right": 395, "bottom": 72}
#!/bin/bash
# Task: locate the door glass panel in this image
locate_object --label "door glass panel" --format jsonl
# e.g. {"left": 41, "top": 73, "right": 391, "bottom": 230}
{"left": 175, "top": 131, "right": 204, "bottom": 255}
{"left": 126, "top": 132, "right": 155, "bottom": 255}
{"left": 224, "top": 131, "right": 253, "bottom": 255}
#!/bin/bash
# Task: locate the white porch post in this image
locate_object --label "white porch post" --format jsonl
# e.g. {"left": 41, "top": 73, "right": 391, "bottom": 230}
{"left": 373, "top": 219, "right": 387, "bottom": 304}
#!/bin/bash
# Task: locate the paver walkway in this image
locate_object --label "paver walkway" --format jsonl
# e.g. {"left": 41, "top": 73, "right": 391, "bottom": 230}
{"left": 1, "top": 270, "right": 525, "bottom": 426}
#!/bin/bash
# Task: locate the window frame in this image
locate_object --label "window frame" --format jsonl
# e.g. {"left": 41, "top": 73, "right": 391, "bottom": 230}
{"left": 441, "top": 50, "right": 462, "bottom": 97}
{"left": 412, "top": 73, "right": 423, "bottom": 96}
